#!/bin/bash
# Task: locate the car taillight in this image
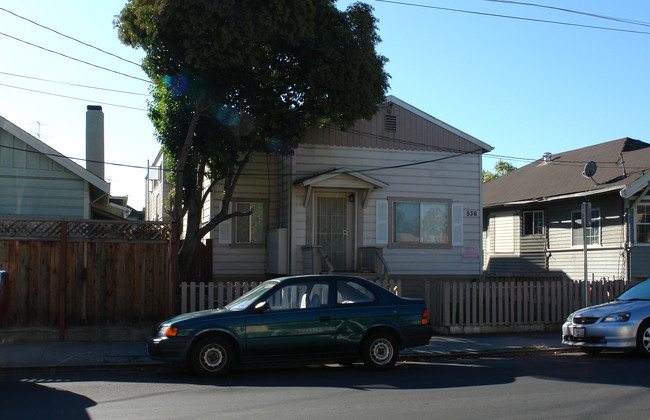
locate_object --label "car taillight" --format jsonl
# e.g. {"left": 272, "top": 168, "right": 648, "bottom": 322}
{"left": 421, "top": 308, "right": 428, "bottom": 325}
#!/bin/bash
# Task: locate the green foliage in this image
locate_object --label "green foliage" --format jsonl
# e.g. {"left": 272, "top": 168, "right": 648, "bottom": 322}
{"left": 483, "top": 159, "right": 516, "bottom": 183}
{"left": 115, "top": 0, "right": 389, "bottom": 280}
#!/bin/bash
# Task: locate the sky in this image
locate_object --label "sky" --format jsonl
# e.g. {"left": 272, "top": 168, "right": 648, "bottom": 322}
{"left": 1, "top": 1, "right": 649, "bottom": 210}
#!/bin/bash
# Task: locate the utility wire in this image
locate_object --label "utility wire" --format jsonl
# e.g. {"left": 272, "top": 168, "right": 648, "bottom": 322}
{"left": 0, "top": 83, "right": 147, "bottom": 111}
{"left": 485, "top": 0, "right": 650, "bottom": 28}
{"left": 0, "top": 71, "right": 149, "bottom": 96}
{"left": 0, "top": 31, "right": 150, "bottom": 82}
{"left": 371, "top": 0, "right": 650, "bottom": 36}
{"left": 0, "top": 6, "right": 141, "bottom": 66}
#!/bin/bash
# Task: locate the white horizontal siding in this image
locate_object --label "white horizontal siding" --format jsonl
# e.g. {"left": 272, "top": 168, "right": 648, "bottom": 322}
{"left": 208, "top": 153, "right": 278, "bottom": 277}
{"left": 290, "top": 144, "right": 483, "bottom": 276}
{"left": 548, "top": 248, "right": 625, "bottom": 281}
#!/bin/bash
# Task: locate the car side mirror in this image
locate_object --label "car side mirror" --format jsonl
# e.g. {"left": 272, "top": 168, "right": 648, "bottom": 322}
{"left": 252, "top": 301, "right": 270, "bottom": 313}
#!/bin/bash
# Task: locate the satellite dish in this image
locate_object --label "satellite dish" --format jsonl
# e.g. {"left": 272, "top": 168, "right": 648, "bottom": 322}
{"left": 583, "top": 161, "right": 599, "bottom": 185}
{"left": 583, "top": 161, "right": 597, "bottom": 178}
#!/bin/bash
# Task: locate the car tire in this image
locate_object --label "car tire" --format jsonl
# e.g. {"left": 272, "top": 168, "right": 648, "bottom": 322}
{"left": 361, "top": 331, "right": 398, "bottom": 370}
{"left": 191, "top": 336, "right": 234, "bottom": 377}
{"left": 580, "top": 347, "right": 602, "bottom": 356}
{"left": 636, "top": 320, "right": 650, "bottom": 357}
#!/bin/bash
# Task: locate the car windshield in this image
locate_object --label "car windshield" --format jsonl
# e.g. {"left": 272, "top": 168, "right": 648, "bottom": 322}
{"left": 617, "top": 279, "right": 650, "bottom": 301}
{"left": 225, "top": 280, "right": 279, "bottom": 311}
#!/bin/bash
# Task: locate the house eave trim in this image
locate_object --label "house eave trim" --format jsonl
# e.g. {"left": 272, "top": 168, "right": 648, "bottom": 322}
{"left": 620, "top": 172, "right": 650, "bottom": 199}
{"left": 0, "top": 115, "right": 110, "bottom": 193}
{"left": 484, "top": 185, "right": 624, "bottom": 208}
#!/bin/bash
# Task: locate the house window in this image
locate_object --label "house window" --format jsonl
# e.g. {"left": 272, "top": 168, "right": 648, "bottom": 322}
{"left": 234, "top": 201, "right": 265, "bottom": 244}
{"left": 392, "top": 200, "right": 450, "bottom": 246}
{"left": 637, "top": 204, "right": 650, "bottom": 243}
{"left": 571, "top": 208, "right": 600, "bottom": 246}
{"left": 523, "top": 210, "right": 544, "bottom": 236}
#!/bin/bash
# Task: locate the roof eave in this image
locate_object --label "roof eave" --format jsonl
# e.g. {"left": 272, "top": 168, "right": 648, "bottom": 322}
{"left": 484, "top": 185, "right": 625, "bottom": 208}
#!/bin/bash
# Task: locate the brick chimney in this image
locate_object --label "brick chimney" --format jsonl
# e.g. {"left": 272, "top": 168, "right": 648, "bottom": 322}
{"left": 86, "top": 105, "right": 104, "bottom": 180}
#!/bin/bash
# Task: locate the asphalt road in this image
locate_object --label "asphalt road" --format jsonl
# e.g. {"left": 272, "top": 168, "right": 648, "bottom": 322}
{"left": 1, "top": 352, "right": 649, "bottom": 420}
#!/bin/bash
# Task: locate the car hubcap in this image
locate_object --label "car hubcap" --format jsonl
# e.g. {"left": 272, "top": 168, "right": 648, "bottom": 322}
{"left": 200, "top": 344, "right": 226, "bottom": 371}
{"left": 370, "top": 338, "right": 393, "bottom": 365}
{"left": 643, "top": 328, "right": 650, "bottom": 353}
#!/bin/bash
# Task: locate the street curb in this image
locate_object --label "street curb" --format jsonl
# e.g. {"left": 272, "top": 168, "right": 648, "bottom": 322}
{"left": 0, "top": 347, "right": 577, "bottom": 373}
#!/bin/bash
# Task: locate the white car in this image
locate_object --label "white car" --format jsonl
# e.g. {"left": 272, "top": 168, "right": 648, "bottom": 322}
{"left": 562, "top": 279, "right": 650, "bottom": 356}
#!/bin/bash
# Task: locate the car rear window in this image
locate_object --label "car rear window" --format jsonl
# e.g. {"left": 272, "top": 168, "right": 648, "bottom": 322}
{"left": 337, "top": 280, "right": 375, "bottom": 304}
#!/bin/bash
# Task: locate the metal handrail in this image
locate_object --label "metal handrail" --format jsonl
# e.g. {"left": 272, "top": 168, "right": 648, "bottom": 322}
{"left": 318, "top": 247, "right": 334, "bottom": 274}
{"left": 375, "top": 249, "right": 391, "bottom": 281}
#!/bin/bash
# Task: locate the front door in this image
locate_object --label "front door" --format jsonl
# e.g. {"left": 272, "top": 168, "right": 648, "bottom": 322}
{"left": 315, "top": 193, "right": 355, "bottom": 271}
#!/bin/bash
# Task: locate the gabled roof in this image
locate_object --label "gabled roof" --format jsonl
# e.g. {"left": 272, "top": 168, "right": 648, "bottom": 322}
{"left": 484, "top": 138, "right": 650, "bottom": 207}
{"left": 0, "top": 115, "right": 109, "bottom": 194}
{"left": 386, "top": 96, "right": 493, "bottom": 154}
{"left": 303, "top": 95, "right": 493, "bottom": 154}
{"left": 293, "top": 167, "right": 388, "bottom": 189}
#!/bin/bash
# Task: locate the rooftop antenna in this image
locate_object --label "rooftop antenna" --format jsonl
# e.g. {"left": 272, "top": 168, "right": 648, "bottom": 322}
{"left": 618, "top": 152, "right": 627, "bottom": 178}
{"left": 582, "top": 161, "right": 599, "bottom": 186}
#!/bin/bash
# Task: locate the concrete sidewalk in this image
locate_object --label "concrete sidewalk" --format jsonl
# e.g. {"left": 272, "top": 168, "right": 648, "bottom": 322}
{"left": 0, "top": 332, "right": 565, "bottom": 371}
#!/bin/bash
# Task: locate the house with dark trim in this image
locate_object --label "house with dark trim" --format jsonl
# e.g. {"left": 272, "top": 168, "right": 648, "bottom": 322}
{"left": 483, "top": 137, "right": 650, "bottom": 284}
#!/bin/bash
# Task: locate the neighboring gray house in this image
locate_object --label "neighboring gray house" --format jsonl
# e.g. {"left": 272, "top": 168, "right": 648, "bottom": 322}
{"left": 150, "top": 95, "right": 493, "bottom": 288}
{"left": 483, "top": 137, "right": 650, "bottom": 284}
{"left": 0, "top": 106, "right": 128, "bottom": 219}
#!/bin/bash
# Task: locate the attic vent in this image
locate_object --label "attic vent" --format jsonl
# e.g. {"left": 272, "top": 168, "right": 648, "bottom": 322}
{"left": 384, "top": 115, "right": 397, "bottom": 132}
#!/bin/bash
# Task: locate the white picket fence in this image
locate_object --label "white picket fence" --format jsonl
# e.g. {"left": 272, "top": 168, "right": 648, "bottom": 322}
{"left": 427, "top": 276, "right": 628, "bottom": 333}
{"left": 179, "top": 278, "right": 402, "bottom": 314}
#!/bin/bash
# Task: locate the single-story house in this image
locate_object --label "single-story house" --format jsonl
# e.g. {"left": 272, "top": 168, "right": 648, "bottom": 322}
{"left": 0, "top": 106, "right": 128, "bottom": 220}
{"left": 483, "top": 137, "right": 650, "bottom": 284}
{"left": 149, "top": 96, "right": 493, "bottom": 293}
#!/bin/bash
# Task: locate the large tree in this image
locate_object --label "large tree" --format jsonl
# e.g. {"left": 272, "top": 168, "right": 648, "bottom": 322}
{"left": 115, "top": 0, "right": 389, "bottom": 282}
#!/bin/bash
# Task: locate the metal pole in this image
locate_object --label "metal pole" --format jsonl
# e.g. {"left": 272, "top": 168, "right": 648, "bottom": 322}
{"left": 582, "top": 202, "right": 590, "bottom": 307}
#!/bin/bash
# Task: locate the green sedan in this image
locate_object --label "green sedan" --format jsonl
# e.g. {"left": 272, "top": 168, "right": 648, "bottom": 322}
{"left": 147, "top": 275, "right": 433, "bottom": 376}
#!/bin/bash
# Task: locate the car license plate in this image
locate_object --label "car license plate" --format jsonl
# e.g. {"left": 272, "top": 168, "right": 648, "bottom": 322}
{"left": 573, "top": 326, "right": 585, "bottom": 338}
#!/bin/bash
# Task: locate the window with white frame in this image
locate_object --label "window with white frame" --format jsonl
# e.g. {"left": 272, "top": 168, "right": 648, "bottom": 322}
{"left": 571, "top": 208, "right": 600, "bottom": 246}
{"left": 523, "top": 210, "right": 544, "bottom": 236}
{"left": 636, "top": 204, "right": 650, "bottom": 243}
{"left": 392, "top": 199, "right": 450, "bottom": 246}
{"left": 234, "top": 201, "right": 265, "bottom": 244}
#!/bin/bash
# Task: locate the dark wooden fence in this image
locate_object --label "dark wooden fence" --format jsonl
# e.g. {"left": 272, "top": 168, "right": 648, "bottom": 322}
{"left": 0, "top": 218, "right": 173, "bottom": 340}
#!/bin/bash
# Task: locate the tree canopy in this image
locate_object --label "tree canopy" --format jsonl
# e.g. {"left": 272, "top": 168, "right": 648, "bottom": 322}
{"left": 483, "top": 159, "right": 516, "bottom": 183}
{"left": 115, "top": 0, "right": 389, "bottom": 281}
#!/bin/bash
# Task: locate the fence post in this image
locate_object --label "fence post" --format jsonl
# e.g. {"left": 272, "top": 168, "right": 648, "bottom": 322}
{"left": 58, "top": 221, "right": 67, "bottom": 341}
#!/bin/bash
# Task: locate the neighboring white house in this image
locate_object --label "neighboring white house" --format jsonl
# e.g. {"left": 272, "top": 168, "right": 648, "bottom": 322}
{"left": 0, "top": 106, "right": 128, "bottom": 219}
{"left": 145, "top": 149, "right": 173, "bottom": 222}
{"left": 149, "top": 95, "right": 492, "bottom": 291}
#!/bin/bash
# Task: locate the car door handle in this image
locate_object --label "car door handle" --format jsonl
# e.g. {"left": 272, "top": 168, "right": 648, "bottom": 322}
{"left": 319, "top": 316, "right": 331, "bottom": 322}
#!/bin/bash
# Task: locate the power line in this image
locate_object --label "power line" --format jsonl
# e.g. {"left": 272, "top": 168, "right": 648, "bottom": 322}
{"left": 485, "top": 0, "right": 650, "bottom": 28}
{"left": 0, "top": 83, "right": 147, "bottom": 111}
{"left": 0, "top": 6, "right": 142, "bottom": 67}
{"left": 0, "top": 71, "right": 149, "bottom": 96}
{"left": 0, "top": 31, "right": 150, "bottom": 82}
{"left": 371, "top": 0, "right": 650, "bottom": 36}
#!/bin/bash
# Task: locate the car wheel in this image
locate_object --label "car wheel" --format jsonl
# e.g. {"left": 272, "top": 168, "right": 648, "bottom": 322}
{"left": 191, "top": 336, "right": 234, "bottom": 377}
{"left": 361, "top": 332, "right": 398, "bottom": 370}
{"left": 580, "top": 347, "right": 602, "bottom": 356}
{"left": 636, "top": 320, "right": 650, "bottom": 357}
